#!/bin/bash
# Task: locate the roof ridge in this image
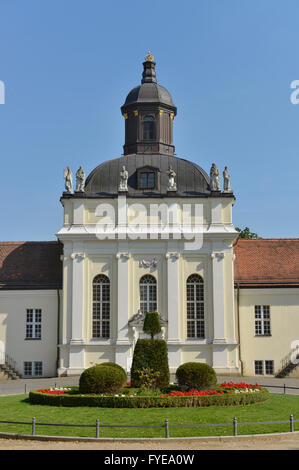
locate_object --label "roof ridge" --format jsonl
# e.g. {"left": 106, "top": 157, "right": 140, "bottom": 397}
{"left": 237, "top": 238, "right": 299, "bottom": 241}
{"left": 0, "top": 241, "right": 59, "bottom": 245}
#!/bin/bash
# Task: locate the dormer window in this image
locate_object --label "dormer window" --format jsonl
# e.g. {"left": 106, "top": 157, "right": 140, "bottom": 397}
{"left": 137, "top": 166, "right": 159, "bottom": 190}
{"left": 141, "top": 171, "right": 155, "bottom": 189}
{"left": 142, "top": 115, "right": 156, "bottom": 140}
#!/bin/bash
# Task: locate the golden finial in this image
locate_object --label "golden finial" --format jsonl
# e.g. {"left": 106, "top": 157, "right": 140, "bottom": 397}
{"left": 145, "top": 49, "right": 154, "bottom": 62}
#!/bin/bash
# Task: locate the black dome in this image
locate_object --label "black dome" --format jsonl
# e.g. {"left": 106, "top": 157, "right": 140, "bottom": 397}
{"left": 85, "top": 154, "right": 211, "bottom": 198}
{"left": 124, "top": 82, "right": 174, "bottom": 107}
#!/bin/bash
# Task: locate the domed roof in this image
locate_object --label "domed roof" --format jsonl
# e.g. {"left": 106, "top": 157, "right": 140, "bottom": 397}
{"left": 124, "top": 82, "right": 174, "bottom": 107}
{"left": 84, "top": 154, "right": 211, "bottom": 198}
{"left": 121, "top": 55, "right": 176, "bottom": 110}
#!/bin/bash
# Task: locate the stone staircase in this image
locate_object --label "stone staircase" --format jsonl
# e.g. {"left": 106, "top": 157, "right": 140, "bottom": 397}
{"left": 276, "top": 346, "right": 299, "bottom": 378}
{"left": 0, "top": 353, "right": 21, "bottom": 380}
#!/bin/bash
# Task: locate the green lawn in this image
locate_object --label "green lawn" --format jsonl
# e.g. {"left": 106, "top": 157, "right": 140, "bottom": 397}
{"left": 0, "top": 394, "right": 298, "bottom": 438}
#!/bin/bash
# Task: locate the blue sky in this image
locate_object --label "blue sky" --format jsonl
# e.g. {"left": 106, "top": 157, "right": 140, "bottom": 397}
{"left": 0, "top": 0, "right": 298, "bottom": 240}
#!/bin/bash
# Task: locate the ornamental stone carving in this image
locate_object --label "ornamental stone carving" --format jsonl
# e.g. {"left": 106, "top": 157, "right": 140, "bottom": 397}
{"left": 223, "top": 166, "right": 232, "bottom": 193}
{"left": 210, "top": 163, "right": 221, "bottom": 191}
{"left": 129, "top": 309, "right": 167, "bottom": 329}
{"left": 75, "top": 166, "right": 85, "bottom": 192}
{"left": 64, "top": 166, "right": 73, "bottom": 194}
{"left": 70, "top": 252, "right": 86, "bottom": 261}
{"left": 167, "top": 166, "right": 177, "bottom": 191}
{"left": 211, "top": 252, "right": 225, "bottom": 260}
{"left": 118, "top": 165, "right": 128, "bottom": 192}
{"left": 165, "top": 252, "right": 180, "bottom": 260}
{"left": 139, "top": 258, "right": 158, "bottom": 269}
{"left": 116, "top": 252, "right": 131, "bottom": 260}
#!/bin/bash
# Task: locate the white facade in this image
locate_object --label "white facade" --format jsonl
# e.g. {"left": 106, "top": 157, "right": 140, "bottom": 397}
{"left": 55, "top": 194, "right": 240, "bottom": 376}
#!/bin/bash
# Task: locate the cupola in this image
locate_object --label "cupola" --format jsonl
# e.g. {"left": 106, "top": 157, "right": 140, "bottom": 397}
{"left": 121, "top": 51, "right": 177, "bottom": 156}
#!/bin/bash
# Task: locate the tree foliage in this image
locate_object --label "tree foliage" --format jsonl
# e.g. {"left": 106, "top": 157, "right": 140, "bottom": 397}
{"left": 143, "top": 312, "right": 161, "bottom": 339}
{"left": 236, "top": 227, "right": 259, "bottom": 239}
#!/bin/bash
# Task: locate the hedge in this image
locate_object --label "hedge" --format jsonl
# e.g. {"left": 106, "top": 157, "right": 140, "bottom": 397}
{"left": 29, "top": 388, "right": 269, "bottom": 408}
{"left": 131, "top": 339, "right": 170, "bottom": 388}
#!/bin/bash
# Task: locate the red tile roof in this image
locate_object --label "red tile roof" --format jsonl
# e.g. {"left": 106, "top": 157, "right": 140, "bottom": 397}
{"left": 0, "top": 238, "right": 298, "bottom": 290}
{"left": 0, "top": 242, "right": 62, "bottom": 289}
{"left": 234, "top": 238, "right": 299, "bottom": 287}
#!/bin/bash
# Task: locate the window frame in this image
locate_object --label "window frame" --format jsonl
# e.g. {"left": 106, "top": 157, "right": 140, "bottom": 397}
{"left": 254, "top": 359, "right": 274, "bottom": 376}
{"left": 137, "top": 166, "right": 159, "bottom": 191}
{"left": 265, "top": 360, "right": 274, "bottom": 375}
{"left": 92, "top": 274, "right": 111, "bottom": 339}
{"left": 23, "top": 361, "right": 43, "bottom": 377}
{"left": 255, "top": 305, "right": 271, "bottom": 336}
{"left": 25, "top": 308, "right": 42, "bottom": 340}
{"left": 139, "top": 275, "right": 157, "bottom": 315}
{"left": 186, "top": 274, "right": 205, "bottom": 339}
{"left": 254, "top": 360, "right": 263, "bottom": 375}
{"left": 142, "top": 115, "right": 156, "bottom": 141}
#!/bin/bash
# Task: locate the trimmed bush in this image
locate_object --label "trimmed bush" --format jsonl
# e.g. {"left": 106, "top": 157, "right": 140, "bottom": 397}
{"left": 79, "top": 365, "right": 126, "bottom": 394}
{"left": 131, "top": 339, "right": 169, "bottom": 388}
{"left": 176, "top": 362, "right": 217, "bottom": 391}
{"left": 97, "top": 362, "right": 127, "bottom": 382}
{"left": 143, "top": 312, "right": 161, "bottom": 339}
{"left": 29, "top": 388, "right": 269, "bottom": 408}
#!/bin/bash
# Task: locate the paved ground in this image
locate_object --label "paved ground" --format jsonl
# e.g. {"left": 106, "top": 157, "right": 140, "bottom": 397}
{"left": 0, "top": 376, "right": 79, "bottom": 396}
{"left": 1, "top": 375, "right": 299, "bottom": 396}
{"left": 0, "top": 434, "right": 299, "bottom": 450}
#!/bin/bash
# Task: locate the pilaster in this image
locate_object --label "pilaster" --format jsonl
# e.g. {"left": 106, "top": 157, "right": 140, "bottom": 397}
{"left": 166, "top": 250, "right": 181, "bottom": 370}
{"left": 115, "top": 249, "right": 132, "bottom": 371}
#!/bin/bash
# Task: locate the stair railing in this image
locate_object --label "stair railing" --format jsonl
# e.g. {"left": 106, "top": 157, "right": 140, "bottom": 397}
{"left": 276, "top": 345, "right": 299, "bottom": 377}
{"left": 0, "top": 352, "right": 20, "bottom": 376}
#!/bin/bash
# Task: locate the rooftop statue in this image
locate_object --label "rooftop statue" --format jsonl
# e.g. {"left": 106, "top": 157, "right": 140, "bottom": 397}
{"left": 119, "top": 165, "right": 128, "bottom": 192}
{"left": 63, "top": 166, "right": 73, "bottom": 194}
{"left": 223, "top": 166, "right": 232, "bottom": 193}
{"left": 210, "top": 163, "right": 221, "bottom": 191}
{"left": 167, "top": 165, "right": 177, "bottom": 191}
{"left": 75, "top": 166, "right": 85, "bottom": 192}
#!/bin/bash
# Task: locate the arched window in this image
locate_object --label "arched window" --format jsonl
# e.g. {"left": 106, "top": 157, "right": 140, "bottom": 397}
{"left": 92, "top": 274, "right": 110, "bottom": 338}
{"left": 139, "top": 275, "right": 157, "bottom": 314}
{"left": 142, "top": 115, "right": 156, "bottom": 140}
{"left": 186, "top": 274, "right": 204, "bottom": 338}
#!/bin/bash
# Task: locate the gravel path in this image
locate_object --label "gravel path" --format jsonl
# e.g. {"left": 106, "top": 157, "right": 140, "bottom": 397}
{"left": 0, "top": 434, "right": 299, "bottom": 450}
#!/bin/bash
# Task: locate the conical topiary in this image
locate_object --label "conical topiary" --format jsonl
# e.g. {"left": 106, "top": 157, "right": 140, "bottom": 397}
{"left": 143, "top": 312, "right": 161, "bottom": 339}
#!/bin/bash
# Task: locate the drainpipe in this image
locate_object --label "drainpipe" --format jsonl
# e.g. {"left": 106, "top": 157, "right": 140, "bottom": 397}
{"left": 236, "top": 282, "right": 244, "bottom": 376}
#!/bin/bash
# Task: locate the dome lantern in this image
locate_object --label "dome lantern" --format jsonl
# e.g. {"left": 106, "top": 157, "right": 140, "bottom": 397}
{"left": 121, "top": 53, "right": 177, "bottom": 156}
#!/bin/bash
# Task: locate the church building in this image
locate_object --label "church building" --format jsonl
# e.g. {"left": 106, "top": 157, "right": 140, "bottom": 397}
{"left": 1, "top": 53, "right": 299, "bottom": 380}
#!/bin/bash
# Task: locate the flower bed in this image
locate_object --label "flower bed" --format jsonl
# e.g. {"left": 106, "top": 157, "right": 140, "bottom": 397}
{"left": 29, "top": 382, "right": 269, "bottom": 408}
{"left": 36, "top": 388, "right": 71, "bottom": 395}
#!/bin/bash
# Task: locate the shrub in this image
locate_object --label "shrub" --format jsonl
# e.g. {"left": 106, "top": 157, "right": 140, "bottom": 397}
{"left": 79, "top": 365, "right": 126, "bottom": 394}
{"left": 137, "top": 367, "right": 161, "bottom": 390}
{"left": 176, "top": 362, "right": 217, "bottom": 391}
{"left": 131, "top": 339, "right": 169, "bottom": 388}
{"left": 143, "top": 312, "right": 161, "bottom": 339}
{"left": 97, "top": 362, "right": 127, "bottom": 382}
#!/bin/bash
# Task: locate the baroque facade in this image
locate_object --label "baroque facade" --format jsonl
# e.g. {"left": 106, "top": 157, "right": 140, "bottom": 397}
{"left": 0, "top": 55, "right": 299, "bottom": 379}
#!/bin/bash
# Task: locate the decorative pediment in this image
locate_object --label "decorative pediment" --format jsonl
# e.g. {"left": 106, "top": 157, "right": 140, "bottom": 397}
{"left": 129, "top": 309, "right": 167, "bottom": 328}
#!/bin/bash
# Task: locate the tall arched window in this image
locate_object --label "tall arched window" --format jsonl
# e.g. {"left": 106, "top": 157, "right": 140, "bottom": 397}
{"left": 186, "top": 274, "right": 205, "bottom": 338}
{"left": 142, "top": 115, "right": 156, "bottom": 140}
{"left": 92, "top": 274, "right": 110, "bottom": 338}
{"left": 139, "top": 275, "right": 157, "bottom": 314}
